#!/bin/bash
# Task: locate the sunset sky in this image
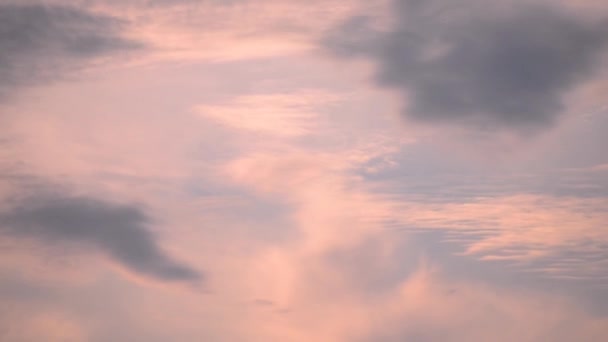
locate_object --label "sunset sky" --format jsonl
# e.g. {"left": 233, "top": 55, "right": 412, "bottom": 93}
{"left": 1, "top": 0, "right": 608, "bottom": 341}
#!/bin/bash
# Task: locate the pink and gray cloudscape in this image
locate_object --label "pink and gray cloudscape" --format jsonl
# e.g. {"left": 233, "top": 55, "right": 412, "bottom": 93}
{"left": 1, "top": 0, "right": 608, "bottom": 341}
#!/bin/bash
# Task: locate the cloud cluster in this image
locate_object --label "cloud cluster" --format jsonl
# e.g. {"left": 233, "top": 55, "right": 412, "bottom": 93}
{"left": 323, "top": 0, "right": 608, "bottom": 132}
{"left": 0, "top": 3, "right": 139, "bottom": 101}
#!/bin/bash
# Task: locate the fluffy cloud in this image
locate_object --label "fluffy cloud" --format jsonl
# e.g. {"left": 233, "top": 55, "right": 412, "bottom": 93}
{"left": 323, "top": 0, "right": 608, "bottom": 132}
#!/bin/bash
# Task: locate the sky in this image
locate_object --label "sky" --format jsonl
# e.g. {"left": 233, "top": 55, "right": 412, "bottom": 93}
{"left": 0, "top": 0, "right": 607, "bottom": 341}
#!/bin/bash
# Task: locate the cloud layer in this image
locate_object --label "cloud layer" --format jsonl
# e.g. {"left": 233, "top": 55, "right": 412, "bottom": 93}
{"left": 323, "top": 0, "right": 608, "bottom": 132}
{"left": 0, "top": 0, "right": 607, "bottom": 340}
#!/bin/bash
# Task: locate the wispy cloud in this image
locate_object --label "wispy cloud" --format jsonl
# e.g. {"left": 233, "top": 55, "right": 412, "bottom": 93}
{"left": 0, "top": 3, "right": 141, "bottom": 102}
{"left": 196, "top": 91, "right": 337, "bottom": 137}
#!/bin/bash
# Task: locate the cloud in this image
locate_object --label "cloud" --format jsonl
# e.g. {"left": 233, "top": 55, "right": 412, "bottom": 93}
{"left": 145, "top": 0, "right": 242, "bottom": 6}
{"left": 351, "top": 265, "right": 608, "bottom": 342}
{"left": 0, "top": 193, "right": 202, "bottom": 283}
{"left": 323, "top": 0, "right": 608, "bottom": 132}
{"left": 0, "top": 3, "right": 140, "bottom": 101}
{"left": 196, "top": 91, "right": 338, "bottom": 137}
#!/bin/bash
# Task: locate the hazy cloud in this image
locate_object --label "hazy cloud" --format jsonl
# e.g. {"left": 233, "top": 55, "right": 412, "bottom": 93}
{"left": 0, "top": 3, "right": 140, "bottom": 101}
{"left": 323, "top": 0, "right": 608, "bottom": 132}
{"left": 145, "top": 0, "right": 242, "bottom": 5}
{"left": 1, "top": 194, "right": 202, "bottom": 283}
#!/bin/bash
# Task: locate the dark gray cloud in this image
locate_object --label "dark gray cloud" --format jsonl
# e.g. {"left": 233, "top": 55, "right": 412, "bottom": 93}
{"left": 0, "top": 3, "right": 140, "bottom": 101}
{"left": 323, "top": 0, "right": 608, "bottom": 132}
{"left": 0, "top": 194, "right": 202, "bottom": 283}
